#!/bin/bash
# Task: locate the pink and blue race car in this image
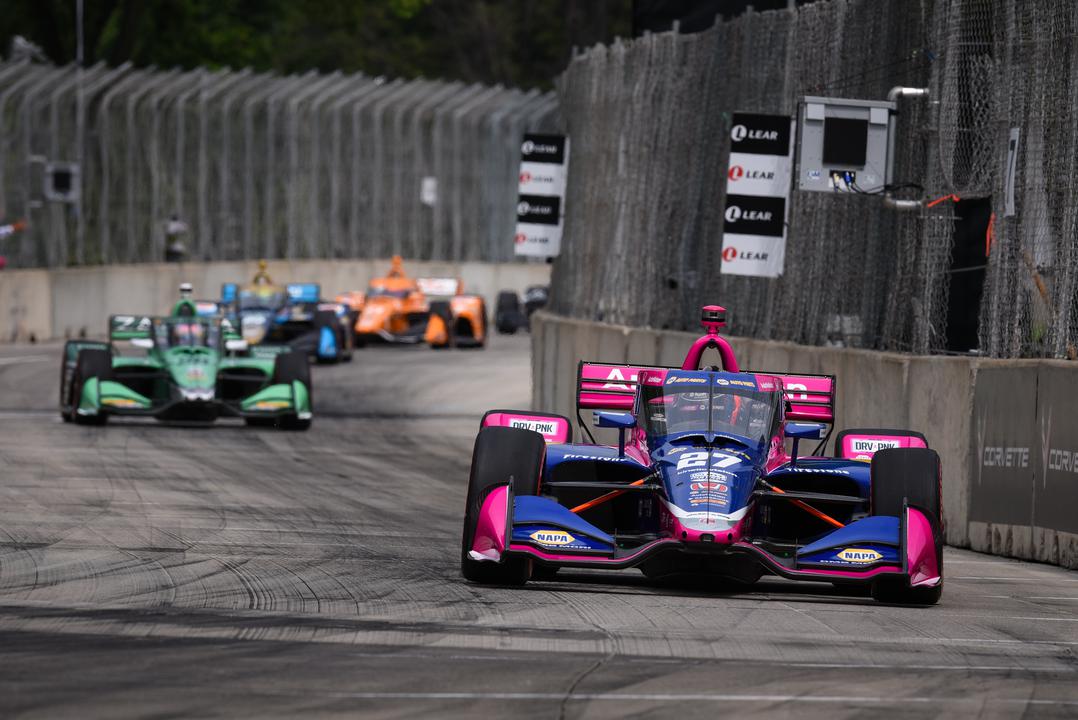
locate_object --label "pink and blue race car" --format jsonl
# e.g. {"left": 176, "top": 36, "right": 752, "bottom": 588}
{"left": 462, "top": 305, "right": 943, "bottom": 604}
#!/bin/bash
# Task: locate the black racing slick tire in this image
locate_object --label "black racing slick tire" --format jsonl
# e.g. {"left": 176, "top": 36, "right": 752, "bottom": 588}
{"left": 428, "top": 300, "right": 454, "bottom": 350}
{"left": 474, "top": 298, "right": 488, "bottom": 349}
{"left": 271, "top": 352, "right": 312, "bottom": 431}
{"left": 72, "top": 349, "right": 112, "bottom": 426}
{"left": 495, "top": 291, "right": 520, "bottom": 335}
{"left": 461, "top": 426, "right": 544, "bottom": 586}
{"left": 870, "top": 448, "right": 943, "bottom": 605}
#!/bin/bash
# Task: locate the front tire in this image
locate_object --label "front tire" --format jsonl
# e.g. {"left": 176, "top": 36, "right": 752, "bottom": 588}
{"left": 870, "top": 448, "right": 943, "bottom": 605}
{"left": 461, "top": 426, "right": 545, "bottom": 585}
{"left": 428, "top": 301, "right": 455, "bottom": 350}
{"left": 271, "top": 352, "right": 312, "bottom": 431}
{"left": 72, "top": 349, "right": 111, "bottom": 426}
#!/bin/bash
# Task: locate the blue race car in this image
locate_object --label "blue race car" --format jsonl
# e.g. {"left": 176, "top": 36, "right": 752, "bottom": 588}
{"left": 217, "top": 262, "right": 355, "bottom": 363}
{"left": 462, "top": 305, "right": 943, "bottom": 605}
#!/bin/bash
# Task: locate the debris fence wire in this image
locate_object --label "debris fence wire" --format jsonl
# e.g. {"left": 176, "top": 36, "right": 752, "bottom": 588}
{"left": 552, "top": 0, "right": 1078, "bottom": 359}
{"left": 0, "top": 62, "right": 558, "bottom": 267}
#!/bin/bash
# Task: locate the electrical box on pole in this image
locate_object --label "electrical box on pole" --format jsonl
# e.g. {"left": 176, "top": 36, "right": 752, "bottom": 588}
{"left": 795, "top": 97, "right": 896, "bottom": 194}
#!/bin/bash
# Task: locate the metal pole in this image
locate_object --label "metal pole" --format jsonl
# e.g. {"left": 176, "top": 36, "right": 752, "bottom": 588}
{"left": 283, "top": 72, "right": 340, "bottom": 259}
{"left": 96, "top": 68, "right": 149, "bottom": 263}
{"left": 241, "top": 77, "right": 284, "bottom": 260}
{"left": 327, "top": 79, "right": 379, "bottom": 257}
{"left": 75, "top": 0, "right": 83, "bottom": 266}
{"left": 73, "top": 61, "right": 131, "bottom": 265}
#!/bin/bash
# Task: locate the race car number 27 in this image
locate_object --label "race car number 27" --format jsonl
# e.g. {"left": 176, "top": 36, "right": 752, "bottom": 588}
{"left": 676, "top": 451, "right": 740, "bottom": 471}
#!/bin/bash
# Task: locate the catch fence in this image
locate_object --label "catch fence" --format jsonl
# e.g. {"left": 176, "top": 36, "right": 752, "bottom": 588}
{"left": 552, "top": 0, "right": 1078, "bottom": 359}
{"left": 0, "top": 61, "right": 557, "bottom": 267}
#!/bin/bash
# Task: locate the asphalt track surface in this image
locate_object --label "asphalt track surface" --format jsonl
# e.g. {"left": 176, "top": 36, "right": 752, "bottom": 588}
{"left": 0, "top": 337, "right": 1076, "bottom": 719}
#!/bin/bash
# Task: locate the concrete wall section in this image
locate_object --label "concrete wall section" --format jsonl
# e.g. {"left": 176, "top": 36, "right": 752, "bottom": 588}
{"left": 531, "top": 312, "right": 1078, "bottom": 569}
{"left": 1, "top": 259, "right": 551, "bottom": 342}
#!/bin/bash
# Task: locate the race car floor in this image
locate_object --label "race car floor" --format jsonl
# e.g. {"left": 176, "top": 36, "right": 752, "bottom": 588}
{"left": 0, "top": 337, "right": 1076, "bottom": 719}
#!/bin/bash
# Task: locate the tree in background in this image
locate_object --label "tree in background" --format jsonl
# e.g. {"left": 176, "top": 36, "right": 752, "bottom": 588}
{"left": 0, "top": 0, "right": 631, "bottom": 89}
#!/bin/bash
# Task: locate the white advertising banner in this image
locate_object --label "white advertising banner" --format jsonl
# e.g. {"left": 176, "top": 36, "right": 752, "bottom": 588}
{"left": 515, "top": 134, "right": 569, "bottom": 258}
{"left": 720, "top": 113, "right": 794, "bottom": 278}
{"left": 720, "top": 234, "right": 787, "bottom": 278}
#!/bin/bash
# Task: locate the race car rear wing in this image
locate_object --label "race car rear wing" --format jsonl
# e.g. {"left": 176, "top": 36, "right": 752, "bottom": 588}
{"left": 109, "top": 314, "right": 154, "bottom": 341}
{"left": 417, "top": 277, "right": 463, "bottom": 298}
{"left": 767, "top": 373, "right": 835, "bottom": 424}
{"left": 576, "top": 361, "right": 836, "bottom": 441}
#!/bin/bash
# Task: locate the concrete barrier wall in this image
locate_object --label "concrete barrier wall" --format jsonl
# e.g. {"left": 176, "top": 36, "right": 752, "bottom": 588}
{"left": 0, "top": 258, "right": 551, "bottom": 342}
{"left": 531, "top": 312, "right": 1078, "bottom": 569}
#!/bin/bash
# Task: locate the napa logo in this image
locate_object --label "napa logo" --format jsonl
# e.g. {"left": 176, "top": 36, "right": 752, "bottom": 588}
{"left": 530, "top": 530, "right": 576, "bottom": 547}
{"left": 836, "top": 548, "right": 883, "bottom": 564}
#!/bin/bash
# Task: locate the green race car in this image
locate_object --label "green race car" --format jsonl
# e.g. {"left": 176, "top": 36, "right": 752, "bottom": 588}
{"left": 59, "top": 313, "right": 312, "bottom": 430}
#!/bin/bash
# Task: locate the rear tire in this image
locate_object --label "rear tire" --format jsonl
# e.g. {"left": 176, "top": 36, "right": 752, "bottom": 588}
{"left": 461, "top": 427, "right": 544, "bottom": 585}
{"left": 870, "top": 448, "right": 943, "bottom": 605}
{"left": 72, "top": 349, "right": 112, "bottom": 426}
{"left": 495, "top": 291, "right": 520, "bottom": 335}
{"left": 271, "top": 352, "right": 312, "bottom": 431}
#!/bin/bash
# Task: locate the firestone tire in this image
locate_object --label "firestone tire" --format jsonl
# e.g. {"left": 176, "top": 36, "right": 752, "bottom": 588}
{"left": 460, "top": 426, "right": 544, "bottom": 585}
{"left": 869, "top": 448, "right": 943, "bottom": 606}
{"left": 72, "top": 349, "right": 111, "bottom": 426}
{"left": 271, "top": 352, "right": 312, "bottom": 431}
{"left": 428, "top": 301, "right": 455, "bottom": 350}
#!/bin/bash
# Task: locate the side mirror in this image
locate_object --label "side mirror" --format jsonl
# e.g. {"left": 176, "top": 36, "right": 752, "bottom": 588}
{"left": 594, "top": 411, "right": 636, "bottom": 429}
{"left": 784, "top": 421, "right": 827, "bottom": 440}
{"left": 225, "top": 339, "right": 249, "bottom": 352}
{"left": 784, "top": 421, "right": 827, "bottom": 465}
{"left": 130, "top": 337, "right": 154, "bottom": 349}
{"left": 594, "top": 411, "right": 635, "bottom": 457}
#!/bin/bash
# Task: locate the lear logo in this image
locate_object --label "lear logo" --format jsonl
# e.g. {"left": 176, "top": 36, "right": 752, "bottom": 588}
{"left": 724, "top": 206, "right": 772, "bottom": 223}
{"left": 723, "top": 247, "right": 770, "bottom": 262}
{"left": 509, "top": 418, "right": 558, "bottom": 435}
{"left": 521, "top": 140, "right": 559, "bottom": 155}
{"left": 731, "top": 124, "right": 778, "bottom": 142}
{"left": 514, "top": 233, "right": 527, "bottom": 244}
{"left": 530, "top": 530, "right": 576, "bottom": 546}
{"left": 517, "top": 200, "right": 554, "bottom": 216}
{"left": 728, "top": 165, "right": 774, "bottom": 182}
{"left": 519, "top": 171, "right": 531, "bottom": 183}
{"left": 837, "top": 548, "right": 882, "bottom": 564}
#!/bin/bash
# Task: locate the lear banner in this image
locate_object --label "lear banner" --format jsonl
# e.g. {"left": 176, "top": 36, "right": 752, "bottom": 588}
{"left": 720, "top": 113, "right": 793, "bottom": 278}
{"left": 515, "top": 134, "right": 569, "bottom": 258}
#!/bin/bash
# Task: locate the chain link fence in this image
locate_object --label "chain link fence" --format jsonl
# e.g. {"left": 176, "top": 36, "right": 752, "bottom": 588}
{"left": 0, "top": 60, "right": 558, "bottom": 267}
{"left": 552, "top": 0, "right": 1078, "bottom": 359}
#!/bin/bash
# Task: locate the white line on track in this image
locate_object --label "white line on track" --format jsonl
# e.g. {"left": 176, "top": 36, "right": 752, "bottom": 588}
{"left": 250, "top": 691, "right": 1078, "bottom": 706}
{"left": 0, "top": 355, "right": 50, "bottom": 366}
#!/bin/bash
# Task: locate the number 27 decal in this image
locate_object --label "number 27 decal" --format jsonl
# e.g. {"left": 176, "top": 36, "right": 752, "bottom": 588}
{"left": 676, "top": 451, "right": 740, "bottom": 471}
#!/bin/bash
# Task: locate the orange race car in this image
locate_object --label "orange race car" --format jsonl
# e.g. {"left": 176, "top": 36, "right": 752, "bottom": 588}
{"left": 338, "top": 256, "right": 487, "bottom": 349}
